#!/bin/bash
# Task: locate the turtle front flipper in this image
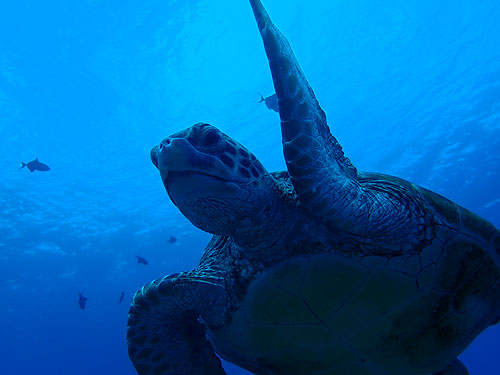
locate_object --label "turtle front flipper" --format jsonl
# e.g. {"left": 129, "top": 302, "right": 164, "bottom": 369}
{"left": 128, "top": 272, "right": 228, "bottom": 375}
{"left": 250, "top": 0, "right": 427, "bottom": 241}
{"left": 433, "top": 359, "right": 469, "bottom": 375}
{"left": 250, "top": 0, "right": 358, "bottom": 214}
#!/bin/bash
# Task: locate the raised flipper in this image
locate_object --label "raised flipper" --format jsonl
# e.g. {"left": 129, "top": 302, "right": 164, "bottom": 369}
{"left": 433, "top": 359, "right": 469, "bottom": 375}
{"left": 249, "top": 0, "right": 357, "bottom": 208}
{"left": 127, "top": 272, "right": 228, "bottom": 375}
{"left": 249, "top": 0, "right": 426, "bottom": 244}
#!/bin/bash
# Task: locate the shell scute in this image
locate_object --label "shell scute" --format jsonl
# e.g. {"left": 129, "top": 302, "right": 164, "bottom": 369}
{"left": 352, "top": 296, "right": 435, "bottom": 369}
{"left": 326, "top": 268, "right": 417, "bottom": 338}
{"left": 362, "top": 294, "right": 462, "bottom": 373}
{"left": 453, "top": 257, "right": 500, "bottom": 312}
{"left": 402, "top": 255, "right": 421, "bottom": 275}
{"left": 414, "top": 314, "right": 464, "bottom": 360}
{"left": 266, "top": 257, "right": 309, "bottom": 296}
{"left": 435, "top": 241, "right": 486, "bottom": 291}
{"left": 419, "top": 187, "right": 459, "bottom": 227}
{"left": 301, "top": 255, "right": 368, "bottom": 320}
{"left": 419, "top": 242, "right": 440, "bottom": 268}
{"left": 249, "top": 282, "right": 313, "bottom": 324}
{"left": 252, "top": 334, "right": 358, "bottom": 375}
{"left": 417, "top": 265, "right": 437, "bottom": 291}
{"left": 386, "top": 254, "right": 409, "bottom": 271}
{"left": 460, "top": 207, "right": 497, "bottom": 242}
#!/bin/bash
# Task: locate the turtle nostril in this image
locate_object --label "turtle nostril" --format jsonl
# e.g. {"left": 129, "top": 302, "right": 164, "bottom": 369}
{"left": 160, "top": 139, "right": 171, "bottom": 150}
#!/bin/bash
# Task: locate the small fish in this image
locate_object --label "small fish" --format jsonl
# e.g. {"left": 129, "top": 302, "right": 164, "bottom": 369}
{"left": 136, "top": 255, "right": 148, "bottom": 265}
{"left": 168, "top": 235, "right": 177, "bottom": 244}
{"left": 20, "top": 158, "right": 50, "bottom": 172}
{"left": 119, "top": 291, "right": 125, "bottom": 304}
{"left": 78, "top": 293, "right": 87, "bottom": 310}
{"left": 258, "top": 93, "right": 279, "bottom": 112}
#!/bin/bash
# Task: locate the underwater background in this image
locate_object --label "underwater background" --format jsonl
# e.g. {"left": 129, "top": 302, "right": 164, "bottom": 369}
{"left": 1, "top": 0, "right": 499, "bottom": 374}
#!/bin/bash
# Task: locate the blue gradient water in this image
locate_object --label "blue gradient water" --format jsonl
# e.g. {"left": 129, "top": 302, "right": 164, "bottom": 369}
{"left": 1, "top": 0, "right": 499, "bottom": 374}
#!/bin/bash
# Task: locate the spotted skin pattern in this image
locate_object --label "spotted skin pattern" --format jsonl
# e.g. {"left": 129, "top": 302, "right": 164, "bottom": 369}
{"left": 128, "top": 1, "right": 500, "bottom": 374}
{"left": 153, "top": 123, "right": 267, "bottom": 182}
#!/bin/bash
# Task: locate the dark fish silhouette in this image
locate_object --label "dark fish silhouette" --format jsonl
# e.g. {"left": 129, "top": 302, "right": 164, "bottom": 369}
{"left": 78, "top": 293, "right": 87, "bottom": 310}
{"left": 119, "top": 291, "right": 125, "bottom": 304}
{"left": 168, "top": 235, "right": 177, "bottom": 244}
{"left": 20, "top": 158, "right": 50, "bottom": 172}
{"left": 258, "top": 93, "right": 279, "bottom": 112}
{"left": 136, "top": 255, "right": 148, "bottom": 265}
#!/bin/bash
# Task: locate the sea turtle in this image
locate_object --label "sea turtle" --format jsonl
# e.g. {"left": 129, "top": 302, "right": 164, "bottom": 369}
{"left": 127, "top": 0, "right": 500, "bottom": 374}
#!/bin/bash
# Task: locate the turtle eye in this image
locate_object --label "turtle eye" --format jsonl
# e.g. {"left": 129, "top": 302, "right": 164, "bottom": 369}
{"left": 204, "top": 129, "right": 221, "bottom": 146}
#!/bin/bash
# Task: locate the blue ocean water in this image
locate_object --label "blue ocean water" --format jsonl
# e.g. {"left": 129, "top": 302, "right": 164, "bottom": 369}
{"left": 0, "top": 0, "right": 499, "bottom": 374}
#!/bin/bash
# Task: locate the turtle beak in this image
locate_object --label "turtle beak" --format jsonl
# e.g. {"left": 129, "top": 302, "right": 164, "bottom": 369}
{"left": 150, "top": 146, "right": 159, "bottom": 169}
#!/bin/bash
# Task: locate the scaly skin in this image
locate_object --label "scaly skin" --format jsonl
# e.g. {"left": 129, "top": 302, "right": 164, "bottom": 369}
{"left": 128, "top": 271, "right": 228, "bottom": 375}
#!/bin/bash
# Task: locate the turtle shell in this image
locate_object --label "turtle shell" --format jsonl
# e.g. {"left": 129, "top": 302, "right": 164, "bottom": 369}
{"left": 207, "top": 175, "right": 500, "bottom": 375}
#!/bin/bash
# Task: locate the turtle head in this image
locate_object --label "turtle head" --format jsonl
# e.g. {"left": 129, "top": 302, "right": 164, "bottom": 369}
{"left": 151, "top": 123, "right": 276, "bottom": 244}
